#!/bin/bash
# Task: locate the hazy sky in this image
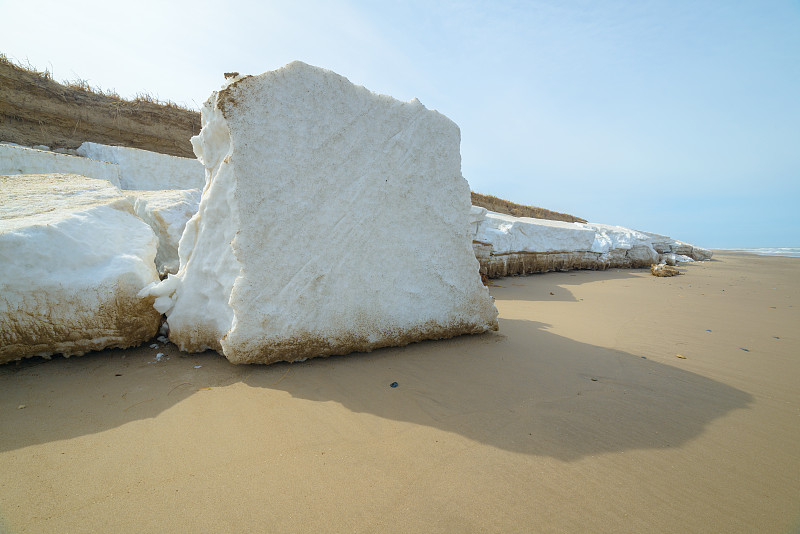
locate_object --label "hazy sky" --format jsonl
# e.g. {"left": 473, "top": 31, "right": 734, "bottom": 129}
{"left": 2, "top": 0, "right": 798, "bottom": 247}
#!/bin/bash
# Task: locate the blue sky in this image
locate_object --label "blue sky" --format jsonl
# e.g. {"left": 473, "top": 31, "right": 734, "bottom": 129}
{"left": 2, "top": 0, "right": 798, "bottom": 247}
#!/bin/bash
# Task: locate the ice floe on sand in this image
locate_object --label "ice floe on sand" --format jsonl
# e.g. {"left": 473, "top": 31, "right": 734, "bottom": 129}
{"left": 141, "top": 61, "right": 499, "bottom": 364}
{"left": 0, "top": 173, "right": 161, "bottom": 363}
{"left": 471, "top": 209, "right": 711, "bottom": 278}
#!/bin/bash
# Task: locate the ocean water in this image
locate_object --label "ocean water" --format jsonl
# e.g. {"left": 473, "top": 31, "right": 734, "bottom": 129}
{"left": 719, "top": 248, "right": 800, "bottom": 258}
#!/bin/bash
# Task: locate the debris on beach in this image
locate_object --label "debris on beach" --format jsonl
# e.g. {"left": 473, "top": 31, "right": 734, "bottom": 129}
{"left": 651, "top": 264, "right": 681, "bottom": 277}
{"left": 676, "top": 354, "right": 687, "bottom": 359}
{"left": 480, "top": 272, "right": 502, "bottom": 287}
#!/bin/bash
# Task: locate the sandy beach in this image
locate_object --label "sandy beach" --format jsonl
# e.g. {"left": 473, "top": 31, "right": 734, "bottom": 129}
{"left": 1, "top": 251, "right": 797, "bottom": 533}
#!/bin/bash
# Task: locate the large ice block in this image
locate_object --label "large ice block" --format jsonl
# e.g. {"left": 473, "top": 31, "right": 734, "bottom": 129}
{"left": 143, "top": 62, "right": 498, "bottom": 364}
{"left": 472, "top": 210, "right": 710, "bottom": 277}
{"left": 0, "top": 173, "right": 161, "bottom": 363}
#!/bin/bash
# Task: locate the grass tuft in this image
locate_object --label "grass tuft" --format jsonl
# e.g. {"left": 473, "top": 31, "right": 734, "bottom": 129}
{"left": 471, "top": 191, "right": 586, "bottom": 223}
{"left": 1, "top": 53, "right": 196, "bottom": 112}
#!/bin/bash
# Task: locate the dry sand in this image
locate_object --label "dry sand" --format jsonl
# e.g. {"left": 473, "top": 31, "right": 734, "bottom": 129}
{"left": 1, "top": 251, "right": 798, "bottom": 533}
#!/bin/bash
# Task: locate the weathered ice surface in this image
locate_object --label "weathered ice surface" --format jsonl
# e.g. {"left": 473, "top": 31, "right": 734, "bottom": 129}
{"left": 0, "top": 143, "right": 121, "bottom": 187}
{"left": 125, "top": 189, "right": 201, "bottom": 276}
{"left": 473, "top": 210, "right": 711, "bottom": 277}
{"left": 0, "top": 174, "right": 161, "bottom": 363}
{"left": 474, "top": 212, "right": 609, "bottom": 277}
{"left": 142, "top": 61, "right": 498, "bottom": 364}
{"left": 475, "top": 212, "right": 597, "bottom": 254}
{"left": 584, "top": 223, "right": 660, "bottom": 268}
{"left": 643, "top": 231, "right": 713, "bottom": 261}
{"left": 77, "top": 142, "right": 204, "bottom": 190}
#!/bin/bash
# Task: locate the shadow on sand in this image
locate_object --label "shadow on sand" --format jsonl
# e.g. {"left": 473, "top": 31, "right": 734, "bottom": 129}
{"left": 0, "top": 314, "right": 751, "bottom": 462}
{"left": 488, "top": 267, "right": 658, "bottom": 303}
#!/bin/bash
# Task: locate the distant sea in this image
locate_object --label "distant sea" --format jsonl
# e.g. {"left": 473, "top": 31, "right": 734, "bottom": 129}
{"left": 718, "top": 248, "right": 800, "bottom": 258}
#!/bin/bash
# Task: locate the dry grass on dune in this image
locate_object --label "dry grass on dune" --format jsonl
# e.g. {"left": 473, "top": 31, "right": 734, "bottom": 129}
{"left": 471, "top": 191, "right": 587, "bottom": 223}
{"left": 0, "top": 54, "right": 200, "bottom": 158}
{"left": 0, "top": 54, "right": 195, "bottom": 111}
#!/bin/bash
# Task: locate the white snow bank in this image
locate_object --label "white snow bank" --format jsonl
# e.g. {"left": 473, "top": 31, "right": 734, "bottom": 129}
{"left": 142, "top": 61, "right": 498, "bottom": 364}
{"left": 475, "top": 211, "right": 597, "bottom": 254}
{"left": 0, "top": 143, "right": 121, "bottom": 187}
{"left": 584, "top": 223, "right": 655, "bottom": 254}
{"left": 77, "top": 142, "right": 204, "bottom": 190}
{"left": 0, "top": 174, "right": 162, "bottom": 363}
{"left": 125, "top": 189, "right": 202, "bottom": 276}
{"left": 471, "top": 209, "right": 711, "bottom": 277}
{"left": 583, "top": 222, "right": 659, "bottom": 265}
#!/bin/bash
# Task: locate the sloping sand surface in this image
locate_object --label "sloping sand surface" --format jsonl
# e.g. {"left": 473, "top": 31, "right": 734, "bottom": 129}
{"left": 1, "top": 252, "right": 797, "bottom": 532}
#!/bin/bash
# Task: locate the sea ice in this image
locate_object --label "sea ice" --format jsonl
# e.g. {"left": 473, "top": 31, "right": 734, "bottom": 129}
{"left": 0, "top": 173, "right": 162, "bottom": 363}
{"left": 142, "top": 61, "right": 498, "bottom": 364}
{"left": 475, "top": 212, "right": 597, "bottom": 254}
{"left": 0, "top": 143, "right": 121, "bottom": 187}
{"left": 471, "top": 209, "right": 710, "bottom": 277}
{"left": 125, "top": 189, "right": 201, "bottom": 276}
{"left": 584, "top": 223, "right": 659, "bottom": 267}
{"left": 76, "top": 142, "right": 204, "bottom": 190}
{"left": 644, "top": 232, "right": 712, "bottom": 261}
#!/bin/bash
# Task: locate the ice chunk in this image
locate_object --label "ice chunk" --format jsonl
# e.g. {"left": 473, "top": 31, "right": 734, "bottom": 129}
{"left": 143, "top": 61, "right": 498, "bottom": 364}
{"left": 0, "top": 143, "right": 121, "bottom": 187}
{"left": 471, "top": 210, "right": 711, "bottom": 277}
{"left": 585, "top": 223, "right": 654, "bottom": 253}
{"left": 641, "top": 231, "right": 713, "bottom": 261}
{"left": 0, "top": 174, "right": 162, "bottom": 363}
{"left": 660, "top": 253, "right": 695, "bottom": 266}
{"left": 475, "top": 212, "right": 596, "bottom": 253}
{"left": 125, "top": 189, "right": 201, "bottom": 276}
{"left": 76, "top": 142, "right": 204, "bottom": 190}
{"left": 584, "top": 223, "right": 659, "bottom": 267}
{"left": 469, "top": 205, "right": 488, "bottom": 236}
